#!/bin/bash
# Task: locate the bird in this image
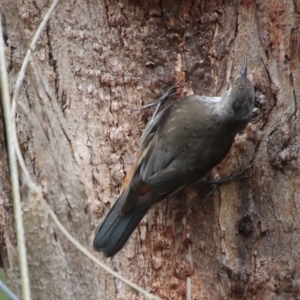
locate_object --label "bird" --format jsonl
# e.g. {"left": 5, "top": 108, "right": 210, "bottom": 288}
{"left": 93, "top": 58, "right": 255, "bottom": 257}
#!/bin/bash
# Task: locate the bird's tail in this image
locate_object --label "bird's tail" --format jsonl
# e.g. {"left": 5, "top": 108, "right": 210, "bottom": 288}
{"left": 93, "top": 195, "right": 148, "bottom": 257}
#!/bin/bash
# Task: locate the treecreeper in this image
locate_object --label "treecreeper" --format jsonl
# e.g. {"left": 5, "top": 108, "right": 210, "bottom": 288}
{"left": 93, "top": 58, "right": 255, "bottom": 257}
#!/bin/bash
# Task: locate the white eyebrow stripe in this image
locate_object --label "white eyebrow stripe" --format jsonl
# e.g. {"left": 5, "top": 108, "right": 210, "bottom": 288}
{"left": 194, "top": 95, "right": 221, "bottom": 103}
{"left": 167, "top": 127, "right": 176, "bottom": 132}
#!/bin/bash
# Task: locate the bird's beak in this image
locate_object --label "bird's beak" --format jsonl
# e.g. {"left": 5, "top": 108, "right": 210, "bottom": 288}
{"left": 240, "top": 57, "right": 248, "bottom": 77}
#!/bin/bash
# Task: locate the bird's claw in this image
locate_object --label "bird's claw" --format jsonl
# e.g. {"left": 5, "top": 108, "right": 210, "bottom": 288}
{"left": 131, "top": 81, "right": 187, "bottom": 120}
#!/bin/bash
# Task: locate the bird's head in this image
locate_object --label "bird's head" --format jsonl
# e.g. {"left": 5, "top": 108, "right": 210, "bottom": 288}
{"left": 222, "top": 58, "right": 255, "bottom": 124}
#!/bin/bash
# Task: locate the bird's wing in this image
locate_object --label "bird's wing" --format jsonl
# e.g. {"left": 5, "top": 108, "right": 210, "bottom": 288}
{"left": 139, "top": 102, "right": 173, "bottom": 150}
{"left": 121, "top": 95, "right": 218, "bottom": 214}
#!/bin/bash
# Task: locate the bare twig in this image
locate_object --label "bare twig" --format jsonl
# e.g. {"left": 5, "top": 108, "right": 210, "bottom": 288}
{"left": 17, "top": 56, "right": 163, "bottom": 299}
{"left": 11, "top": 0, "right": 61, "bottom": 120}
{"left": 6, "top": 0, "right": 163, "bottom": 298}
{"left": 11, "top": 0, "right": 62, "bottom": 187}
{"left": 0, "top": 281, "right": 20, "bottom": 300}
{"left": 0, "top": 17, "right": 31, "bottom": 300}
{"left": 45, "top": 203, "right": 162, "bottom": 300}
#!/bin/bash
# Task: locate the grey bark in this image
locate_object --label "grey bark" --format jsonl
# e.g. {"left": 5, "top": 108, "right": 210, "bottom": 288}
{"left": 0, "top": 0, "right": 299, "bottom": 299}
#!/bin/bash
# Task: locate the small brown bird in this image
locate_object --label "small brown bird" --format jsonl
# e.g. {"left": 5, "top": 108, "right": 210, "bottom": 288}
{"left": 93, "top": 58, "right": 254, "bottom": 257}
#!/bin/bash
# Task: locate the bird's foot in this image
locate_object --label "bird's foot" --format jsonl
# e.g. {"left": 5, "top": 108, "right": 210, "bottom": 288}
{"left": 200, "top": 165, "right": 252, "bottom": 186}
{"left": 131, "top": 81, "right": 186, "bottom": 120}
{"left": 200, "top": 165, "right": 252, "bottom": 205}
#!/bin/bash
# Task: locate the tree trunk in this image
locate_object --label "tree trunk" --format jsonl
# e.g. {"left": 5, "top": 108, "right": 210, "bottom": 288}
{"left": 1, "top": 0, "right": 300, "bottom": 299}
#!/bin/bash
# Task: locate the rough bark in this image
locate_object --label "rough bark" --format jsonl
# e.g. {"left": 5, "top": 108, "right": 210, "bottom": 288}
{"left": 0, "top": 0, "right": 300, "bottom": 299}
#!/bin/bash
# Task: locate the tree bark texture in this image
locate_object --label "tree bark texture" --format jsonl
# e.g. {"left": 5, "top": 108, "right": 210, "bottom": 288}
{"left": 0, "top": 0, "right": 300, "bottom": 299}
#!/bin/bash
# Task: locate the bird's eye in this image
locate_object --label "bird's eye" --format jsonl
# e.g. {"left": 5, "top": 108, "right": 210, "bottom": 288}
{"left": 232, "top": 97, "right": 243, "bottom": 114}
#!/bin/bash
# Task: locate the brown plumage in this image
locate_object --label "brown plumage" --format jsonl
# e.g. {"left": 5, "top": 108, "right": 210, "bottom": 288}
{"left": 93, "top": 59, "right": 254, "bottom": 257}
